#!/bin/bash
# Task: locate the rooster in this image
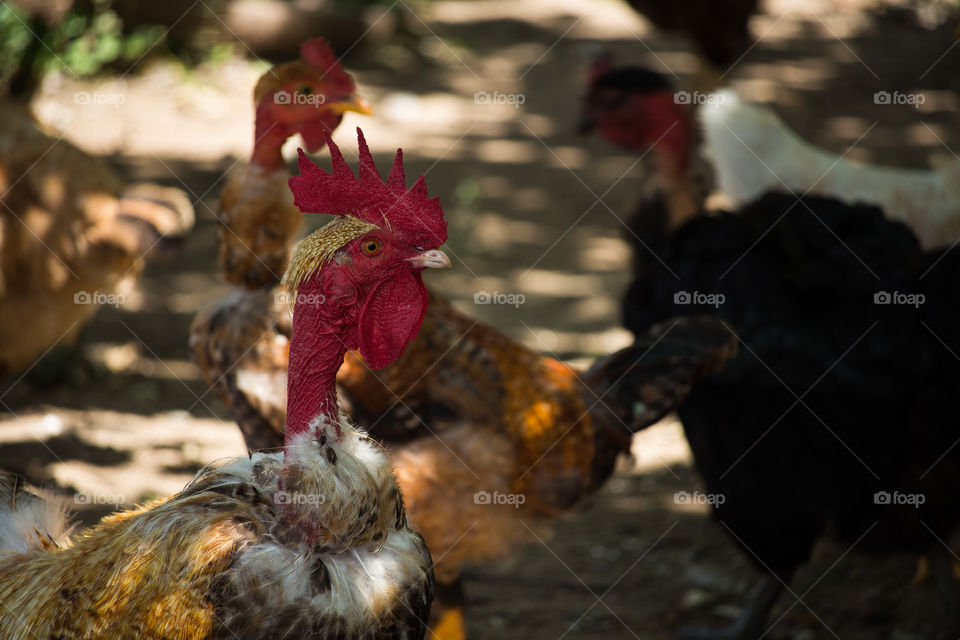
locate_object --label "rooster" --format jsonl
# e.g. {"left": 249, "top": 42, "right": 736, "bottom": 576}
{"left": 0, "top": 130, "right": 439, "bottom": 640}
{"left": 583, "top": 63, "right": 960, "bottom": 639}
{"left": 699, "top": 88, "right": 960, "bottom": 250}
{"left": 194, "top": 120, "right": 739, "bottom": 640}
{"left": 0, "top": 102, "right": 194, "bottom": 376}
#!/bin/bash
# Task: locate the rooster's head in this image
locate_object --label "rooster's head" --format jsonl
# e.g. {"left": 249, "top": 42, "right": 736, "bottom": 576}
{"left": 253, "top": 38, "right": 372, "bottom": 167}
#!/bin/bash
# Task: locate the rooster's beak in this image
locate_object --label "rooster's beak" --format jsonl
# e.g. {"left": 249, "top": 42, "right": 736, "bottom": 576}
{"left": 327, "top": 95, "right": 374, "bottom": 116}
{"left": 407, "top": 249, "right": 451, "bottom": 270}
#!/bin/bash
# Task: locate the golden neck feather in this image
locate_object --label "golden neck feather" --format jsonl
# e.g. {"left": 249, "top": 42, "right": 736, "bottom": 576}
{"left": 282, "top": 216, "right": 380, "bottom": 308}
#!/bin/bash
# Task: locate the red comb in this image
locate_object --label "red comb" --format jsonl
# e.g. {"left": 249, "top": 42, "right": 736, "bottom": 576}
{"left": 300, "top": 38, "right": 340, "bottom": 75}
{"left": 288, "top": 128, "right": 447, "bottom": 250}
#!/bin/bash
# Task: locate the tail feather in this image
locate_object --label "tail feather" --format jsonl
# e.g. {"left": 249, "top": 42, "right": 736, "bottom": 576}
{"left": 0, "top": 471, "right": 71, "bottom": 555}
{"left": 583, "top": 316, "right": 737, "bottom": 433}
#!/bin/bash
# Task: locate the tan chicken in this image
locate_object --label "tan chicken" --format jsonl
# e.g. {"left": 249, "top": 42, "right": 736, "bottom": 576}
{"left": 0, "top": 131, "right": 440, "bottom": 640}
{"left": 0, "top": 103, "right": 194, "bottom": 376}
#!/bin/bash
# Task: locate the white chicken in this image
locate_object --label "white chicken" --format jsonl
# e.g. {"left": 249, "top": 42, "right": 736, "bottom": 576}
{"left": 699, "top": 89, "right": 960, "bottom": 250}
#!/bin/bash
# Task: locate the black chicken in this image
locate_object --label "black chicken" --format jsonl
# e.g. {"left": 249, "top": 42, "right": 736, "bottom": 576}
{"left": 582, "top": 64, "right": 960, "bottom": 639}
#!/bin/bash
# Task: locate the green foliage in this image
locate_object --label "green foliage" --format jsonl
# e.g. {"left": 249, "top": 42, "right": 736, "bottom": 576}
{"left": 0, "top": 4, "right": 34, "bottom": 80}
{"left": 46, "top": 4, "right": 170, "bottom": 77}
{"left": 0, "top": 0, "right": 174, "bottom": 96}
{"left": 205, "top": 42, "right": 237, "bottom": 67}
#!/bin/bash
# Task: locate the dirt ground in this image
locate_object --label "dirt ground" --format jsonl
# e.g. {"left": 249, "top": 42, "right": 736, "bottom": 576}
{"left": 2, "top": 0, "right": 959, "bottom": 637}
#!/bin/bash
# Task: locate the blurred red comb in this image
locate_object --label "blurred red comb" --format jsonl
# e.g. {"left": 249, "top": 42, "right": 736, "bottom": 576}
{"left": 300, "top": 38, "right": 340, "bottom": 75}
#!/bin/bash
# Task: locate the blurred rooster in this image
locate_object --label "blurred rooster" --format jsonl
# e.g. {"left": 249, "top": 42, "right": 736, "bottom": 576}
{"left": 583, "top": 63, "right": 960, "bottom": 639}
{"left": 0, "top": 103, "right": 194, "bottom": 376}
{"left": 0, "top": 131, "right": 437, "bottom": 640}
{"left": 195, "top": 132, "right": 738, "bottom": 640}
{"left": 699, "top": 88, "right": 960, "bottom": 250}
{"left": 217, "top": 37, "right": 371, "bottom": 289}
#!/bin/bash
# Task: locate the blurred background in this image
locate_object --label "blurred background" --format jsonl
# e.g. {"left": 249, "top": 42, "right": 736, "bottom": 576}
{"left": 0, "top": 0, "right": 958, "bottom": 637}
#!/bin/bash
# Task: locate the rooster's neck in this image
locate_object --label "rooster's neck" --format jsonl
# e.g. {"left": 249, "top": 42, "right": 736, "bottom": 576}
{"left": 649, "top": 109, "right": 698, "bottom": 231}
{"left": 653, "top": 147, "right": 699, "bottom": 231}
{"left": 284, "top": 277, "right": 346, "bottom": 458}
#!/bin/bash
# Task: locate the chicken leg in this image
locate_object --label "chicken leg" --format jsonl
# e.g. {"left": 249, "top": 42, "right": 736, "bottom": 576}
{"left": 429, "top": 578, "right": 467, "bottom": 640}
{"left": 679, "top": 572, "right": 786, "bottom": 640}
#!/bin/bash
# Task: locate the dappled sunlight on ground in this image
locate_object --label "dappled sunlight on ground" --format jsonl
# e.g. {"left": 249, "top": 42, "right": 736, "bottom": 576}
{"left": 3, "top": 0, "right": 958, "bottom": 636}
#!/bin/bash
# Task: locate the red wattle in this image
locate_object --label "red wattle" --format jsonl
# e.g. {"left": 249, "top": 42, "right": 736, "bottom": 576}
{"left": 251, "top": 102, "right": 292, "bottom": 171}
{"left": 358, "top": 271, "right": 428, "bottom": 369}
{"left": 299, "top": 117, "right": 340, "bottom": 153}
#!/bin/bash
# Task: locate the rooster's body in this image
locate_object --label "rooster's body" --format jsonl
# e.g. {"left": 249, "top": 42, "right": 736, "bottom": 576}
{"left": 0, "top": 429, "right": 432, "bottom": 640}
{"left": 218, "top": 166, "right": 303, "bottom": 290}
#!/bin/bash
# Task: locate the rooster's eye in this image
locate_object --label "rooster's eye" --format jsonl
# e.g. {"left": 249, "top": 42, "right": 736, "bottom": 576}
{"left": 362, "top": 240, "right": 381, "bottom": 256}
{"left": 297, "top": 84, "right": 312, "bottom": 95}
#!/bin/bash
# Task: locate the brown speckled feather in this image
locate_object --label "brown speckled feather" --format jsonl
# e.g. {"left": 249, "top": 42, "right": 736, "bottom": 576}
{"left": 0, "top": 426, "right": 434, "bottom": 640}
